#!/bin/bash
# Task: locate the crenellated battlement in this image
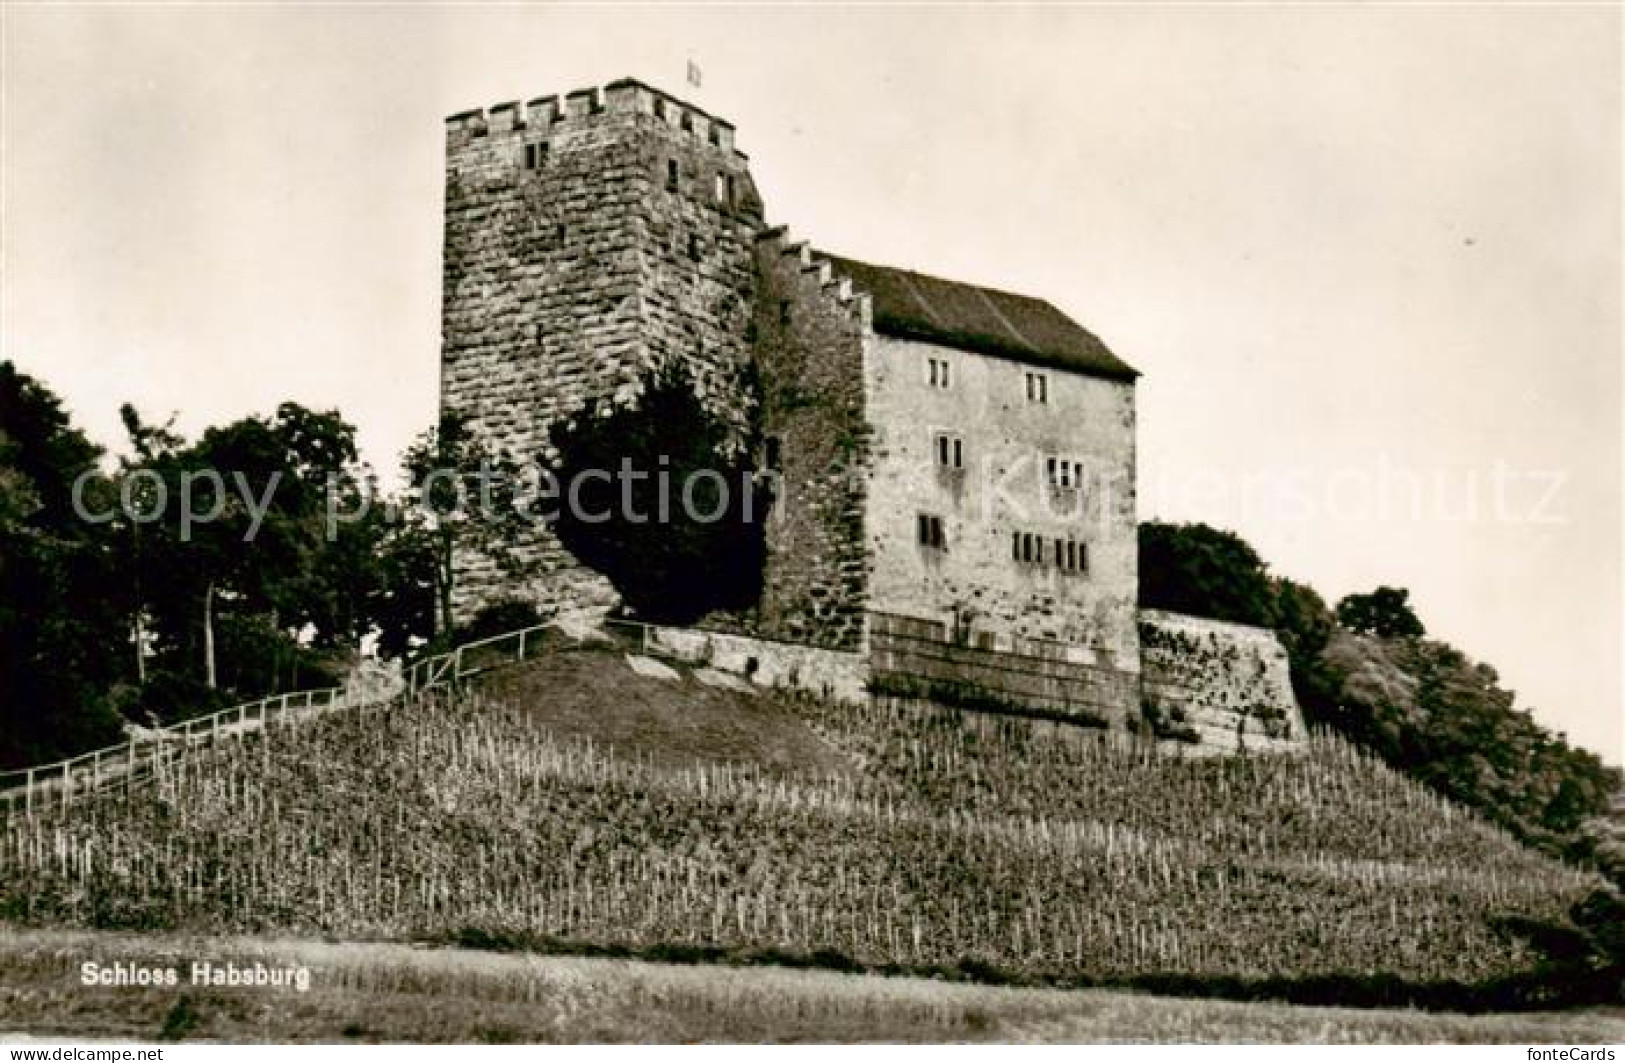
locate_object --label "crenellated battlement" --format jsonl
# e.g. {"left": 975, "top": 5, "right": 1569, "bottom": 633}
{"left": 754, "top": 227, "right": 871, "bottom": 320}
{"left": 446, "top": 77, "right": 741, "bottom": 157}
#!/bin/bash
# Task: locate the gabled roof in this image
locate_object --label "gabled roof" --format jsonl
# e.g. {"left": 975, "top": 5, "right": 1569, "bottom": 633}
{"left": 821, "top": 253, "right": 1139, "bottom": 382}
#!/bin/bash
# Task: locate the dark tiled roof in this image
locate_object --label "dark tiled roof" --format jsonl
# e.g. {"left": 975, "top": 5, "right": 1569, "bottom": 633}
{"left": 821, "top": 253, "right": 1139, "bottom": 382}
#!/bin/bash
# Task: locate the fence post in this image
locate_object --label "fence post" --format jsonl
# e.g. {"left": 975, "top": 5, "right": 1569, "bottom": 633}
{"left": 455, "top": 645, "right": 465, "bottom": 681}
{"left": 25, "top": 768, "right": 33, "bottom": 816}
{"left": 62, "top": 762, "right": 71, "bottom": 811}
{"left": 518, "top": 628, "right": 527, "bottom": 663}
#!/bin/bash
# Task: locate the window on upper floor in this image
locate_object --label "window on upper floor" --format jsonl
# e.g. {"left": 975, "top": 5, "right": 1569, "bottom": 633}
{"left": 666, "top": 158, "right": 680, "bottom": 192}
{"left": 1025, "top": 371, "right": 1049, "bottom": 404}
{"left": 917, "top": 513, "right": 946, "bottom": 550}
{"left": 1011, "top": 530, "right": 1086, "bottom": 573}
{"left": 933, "top": 432, "right": 964, "bottom": 470}
{"left": 1046, "top": 456, "right": 1081, "bottom": 489}
{"left": 927, "top": 356, "right": 952, "bottom": 389}
{"left": 714, "top": 173, "right": 728, "bottom": 206}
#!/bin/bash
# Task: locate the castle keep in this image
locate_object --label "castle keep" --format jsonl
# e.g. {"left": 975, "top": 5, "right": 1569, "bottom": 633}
{"left": 441, "top": 78, "right": 1303, "bottom": 748}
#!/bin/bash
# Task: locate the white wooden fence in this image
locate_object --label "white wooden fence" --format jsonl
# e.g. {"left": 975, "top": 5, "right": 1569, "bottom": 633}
{"left": 0, "top": 613, "right": 651, "bottom": 819}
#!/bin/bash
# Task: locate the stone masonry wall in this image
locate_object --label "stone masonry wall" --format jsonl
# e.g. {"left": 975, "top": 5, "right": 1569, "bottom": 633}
{"left": 745, "top": 231, "right": 874, "bottom": 650}
{"left": 860, "top": 332, "right": 1140, "bottom": 693}
{"left": 1138, "top": 608, "right": 1307, "bottom": 754}
{"left": 646, "top": 625, "right": 868, "bottom": 705}
{"left": 868, "top": 610, "right": 1140, "bottom": 727}
{"left": 440, "top": 80, "right": 763, "bottom": 624}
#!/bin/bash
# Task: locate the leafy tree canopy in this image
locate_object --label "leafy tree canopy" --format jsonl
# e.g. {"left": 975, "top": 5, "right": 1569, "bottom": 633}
{"left": 1336, "top": 586, "right": 1426, "bottom": 638}
{"left": 1137, "top": 521, "right": 1278, "bottom": 628}
{"left": 548, "top": 366, "right": 767, "bottom": 624}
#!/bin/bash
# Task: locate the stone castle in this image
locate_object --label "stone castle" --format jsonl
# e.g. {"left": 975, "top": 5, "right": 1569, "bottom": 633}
{"left": 439, "top": 78, "right": 1303, "bottom": 752}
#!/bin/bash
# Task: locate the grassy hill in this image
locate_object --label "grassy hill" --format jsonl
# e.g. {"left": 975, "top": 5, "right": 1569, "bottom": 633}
{"left": 0, "top": 632, "right": 1605, "bottom": 1001}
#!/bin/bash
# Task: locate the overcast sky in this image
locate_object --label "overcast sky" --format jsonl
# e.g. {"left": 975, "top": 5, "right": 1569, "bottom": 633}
{"left": 2, "top": 4, "right": 1619, "bottom": 760}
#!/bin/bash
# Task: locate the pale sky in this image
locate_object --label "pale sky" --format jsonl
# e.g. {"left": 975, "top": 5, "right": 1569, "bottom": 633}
{"left": 2, "top": 4, "right": 1619, "bottom": 761}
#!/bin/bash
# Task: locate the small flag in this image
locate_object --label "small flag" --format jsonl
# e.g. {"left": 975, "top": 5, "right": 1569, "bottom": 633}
{"left": 687, "top": 60, "right": 703, "bottom": 88}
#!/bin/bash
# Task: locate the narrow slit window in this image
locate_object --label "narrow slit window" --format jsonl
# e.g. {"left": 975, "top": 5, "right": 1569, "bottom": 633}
{"left": 917, "top": 514, "right": 946, "bottom": 550}
{"left": 666, "top": 158, "right": 680, "bottom": 192}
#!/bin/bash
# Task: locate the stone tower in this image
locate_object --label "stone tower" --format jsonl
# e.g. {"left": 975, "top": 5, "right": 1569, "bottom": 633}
{"left": 439, "top": 79, "right": 765, "bottom": 622}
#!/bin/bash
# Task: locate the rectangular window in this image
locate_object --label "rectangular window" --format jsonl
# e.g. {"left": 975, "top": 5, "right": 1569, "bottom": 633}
{"left": 927, "top": 357, "right": 951, "bottom": 389}
{"left": 1026, "top": 372, "right": 1049, "bottom": 404}
{"left": 666, "top": 158, "right": 680, "bottom": 192}
{"left": 1047, "top": 457, "right": 1081, "bottom": 488}
{"left": 524, "top": 143, "right": 539, "bottom": 169}
{"left": 917, "top": 513, "right": 946, "bottom": 550}
{"left": 715, "top": 173, "right": 728, "bottom": 205}
{"left": 933, "top": 432, "right": 964, "bottom": 469}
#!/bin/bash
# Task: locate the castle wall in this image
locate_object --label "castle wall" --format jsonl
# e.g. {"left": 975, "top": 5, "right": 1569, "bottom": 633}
{"left": 646, "top": 625, "right": 868, "bottom": 704}
{"left": 868, "top": 611, "right": 1140, "bottom": 727}
{"left": 1138, "top": 608, "right": 1306, "bottom": 754}
{"left": 745, "top": 234, "right": 874, "bottom": 650}
{"left": 861, "top": 334, "right": 1141, "bottom": 676}
{"left": 440, "top": 81, "right": 763, "bottom": 624}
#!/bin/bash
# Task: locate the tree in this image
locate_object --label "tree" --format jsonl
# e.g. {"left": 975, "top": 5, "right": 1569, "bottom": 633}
{"left": 546, "top": 366, "right": 767, "bottom": 624}
{"left": 395, "top": 411, "right": 535, "bottom": 642}
{"left": 114, "top": 402, "right": 369, "bottom": 714}
{"left": 1336, "top": 586, "right": 1425, "bottom": 638}
{"left": 0, "top": 362, "right": 128, "bottom": 767}
{"left": 1137, "top": 521, "right": 1278, "bottom": 628}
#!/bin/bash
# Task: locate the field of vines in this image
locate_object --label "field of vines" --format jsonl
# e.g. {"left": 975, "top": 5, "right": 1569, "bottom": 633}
{"left": 0, "top": 646, "right": 1598, "bottom": 986}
